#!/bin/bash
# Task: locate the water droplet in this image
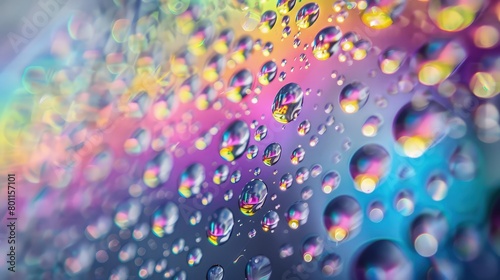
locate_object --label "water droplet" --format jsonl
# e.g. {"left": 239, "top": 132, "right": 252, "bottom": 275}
{"left": 231, "top": 170, "right": 242, "bottom": 183}
{"left": 263, "top": 143, "right": 282, "bottom": 166}
{"left": 349, "top": 144, "right": 391, "bottom": 193}
{"left": 239, "top": 179, "right": 268, "bottom": 216}
{"left": 207, "top": 207, "right": 234, "bottom": 246}
{"left": 286, "top": 201, "right": 310, "bottom": 229}
{"left": 324, "top": 195, "right": 362, "bottom": 242}
{"left": 379, "top": 47, "right": 406, "bottom": 74}
{"left": 277, "top": 0, "right": 296, "bottom": 15}
{"left": 262, "top": 210, "right": 280, "bottom": 232}
{"left": 151, "top": 202, "right": 179, "bottom": 237}
{"left": 449, "top": 144, "right": 477, "bottom": 181}
{"left": 247, "top": 145, "right": 259, "bottom": 159}
{"left": 213, "top": 165, "right": 229, "bottom": 185}
{"left": 354, "top": 240, "right": 413, "bottom": 279}
{"left": 226, "top": 69, "right": 253, "bottom": 103}
{"left": 246, "top": 255, "right": 272, "bottom": 280}
{"left": 321, "top": 253, "right": 342, "bottom": 276}
{"left": 298, "top": 120, "right": 311, "bottom": 135}
{"left": 207, "top": 265, "right": 224, "bottom": 280}
{"left": 296, "top": 3, "right": 320, "bottom": 29}
{"left": 312, "top": 26, "right": 343, "bottom": 60}
{"left": 368, "top": 201, "right": 385, "bottom": 223}
{"left": 258, "top": 61, "right": 278, "bottom": 85}
{"left": 178, "top": 163, "right": 205, "bottom": 198}
{"left": 361, "top": 0, "right": 407, "bottom": 29}
{"left": 280, "top": 173, "right": 294, "bottom": 191}
{"left": 339, "top": 82, "right": 370, "bottom": 114}
{"left": 291, "top": 147, "right": 305, "bottom": 165}
{"left": 393, "top": 101, "right": 449, "bottom": 158}
{"left": 259, "top": 10, "right": 277, "bottom": 33}
{"left": 220, "top": 120, "right": 250, "bottom": 161}
{"left": 171, "top": 238, "right": 185, "bottom": 255}
{"left": 321, "top": 171, "right": 341, "bottom": 194}
{"left": 272, "top": 83, "right": 304, "bottom": 124}
{"left": 143, "top": 151, "right": 173, "bottom": 188}
{"left": 361, "top": 115, "right": 383, "bottom": 137}
{"left": 115, "top": 200, "right": 141, "bottom": 229}
{"left": 411, "top": 212, "right": 448, "bottom": 257}
{"left": 302, "top": 236, "right": 324, "bottom": 262}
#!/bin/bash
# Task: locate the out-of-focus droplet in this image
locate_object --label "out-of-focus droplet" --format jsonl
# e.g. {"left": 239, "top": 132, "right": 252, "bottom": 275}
{"left": 321, "top": 253, "right": 342, "bottom": 276}
{"left": 231, "top": 36, "right": 253, "bottom": 64}
{"left": 152, "top": 202, "right": 179, "bottom": 237}
{"left": 426, "top": 174, "right": 448, "bottom": 201}
{"left": 188, "top": 21, "right": 215, "bottom": 56}
{"left": 474, "top": 25, "right": 499, "bottom": 49}
{"left": 296, "top": 3, "right": 320, "bottom": 29}
{"left": 395, "top": 190, "right": 414, "bottom": 216}
{"left": 469, "top": 72, "right": 498, "bottom": 99}
{"left": 280, "top": 173, "right": 293, "bottom": 191}
{"left": 226, "top": 69, "right": 253, "bottom": 103}
{"left": 115, "top": 199, "right": 141, "bottom": 229}
{"left": 203, "top": 54, "right": 226, "bottom": 83}
{"left": 362, "top": 115, "right": 383, "bottom": 137}
{"left": 85, "top": 149, "right": 113, "bottom": 183}
{"left": 189, "top": 210, "right": 202, "bottom": 226}
{"left": 178, "top": 75, "right": 201, "bottom": 103}
{"left": 207, "top": 207, "right": 234, "bottom": 246}
{"left": 262, "top": 143, "right": 282, "bottom": 166}
{"left": 393, "top": 101, "right": 449, "bottom": 158}
{"left": 353, "top": 240, "right": 413, "bottom": 280}
{"left": 213, "top": 165, "right": 229, "bottom": 185}
{"left": 301, "top": 186, "right": 314, "bottom": 200}
{"left": 214, "top": 29, "right": 234, "bottom": 54}
{"left": 207, "top": 265, "right": 224, "bottom": 280}
{"left": 187, "top": 247, "right": 202, "bottom": 266}
{"left": 449, "top": 144, "right": 477, "bottom": 181}
{"left": 258, "top": 61, "right": 278, "bottom": 85}
{"left": 361, "top": 0, "right": 406, "bottom": 29}
{"left": 172, "top": 238, "right": 185, "bottom": 255}
{"left": 143, "top": 151, "right": 173, "bottom": 188}
{"left": 286, "top": 201, "right": 310, "bottom": 229}
{"left": 220, "top": 120, "right": 250, "bottom": 161}
{"left": 291, "top": 147, "right": 305, "bottom": 165}
{"left": 280, "top": 244, "right": 294, "bottom": 258}
{"left": 379, "top": 47, "right": 406, "bottom": 74}
{"left": 324, "top": 195, "right": 362, "bottom": 242}
{"left": 339, "top": 82, "right": 370, "bottom": 113}
{"left": 453, "top": 225, "right": 481, "bottom": 261}
{"left": 178, "top": 163, "right": 205, "bottom": 198}
{"left": 411, "top": 212, "right": 449, "bottom": 257}
{"left": 272, "top": 83, "right": 304, "bottom": 124}
{"left": 412, "top": 39, "right": 467, "bottom": 86}
{"left": 295, "top": 166, "right": 310, "bottom": 184}
{"left": 231, "top": 170, "right": 242, "bottom": 183}
{"left": 239, "top": 179, "right": 268, "bottom": 216}
{"left": 302, "top": 236, "right": 324, "bottom": 262}
{"left": 262, "top": 210, "right": 280, "bottom": 232}
{"left": 350, "top": 40, "right": 372, "bottom": 61}
{"left": 312, "top": 26, "right": 343, "bottom": 60}
{"left": 349, "top": 144, "right": 391, "bottom": 193}
{"left": 246, "top": 255, "right": 272, "bottom": 280}
{"left": 321, "top": 171, "right": 341, "bottom": 194}
{"left": 428, "top": 0, "right": 485, "bottom": 32}
{"left": 368, "top": 201, "right": 385, "bottom": 223}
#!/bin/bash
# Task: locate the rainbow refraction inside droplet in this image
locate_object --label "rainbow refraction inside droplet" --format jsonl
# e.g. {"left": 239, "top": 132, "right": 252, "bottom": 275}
{"left": 1, "top": 0, "right": 500, "bottom": 279}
